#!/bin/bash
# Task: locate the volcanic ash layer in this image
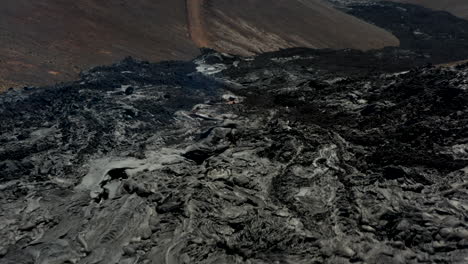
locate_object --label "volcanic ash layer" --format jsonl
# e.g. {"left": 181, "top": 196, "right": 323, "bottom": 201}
{"left": 1, "top": 51, "right": 468, "bottom": 263}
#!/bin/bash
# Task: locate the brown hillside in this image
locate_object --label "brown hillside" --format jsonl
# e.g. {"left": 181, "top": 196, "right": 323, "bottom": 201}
{"left": 0, "top": 0, "right": 199, "bottom": 90}
{"left": 0, "top": 0, "right": 399, "bottom": 91}
{"left": 202, "top": 0, "right": 400, "bottom": 56}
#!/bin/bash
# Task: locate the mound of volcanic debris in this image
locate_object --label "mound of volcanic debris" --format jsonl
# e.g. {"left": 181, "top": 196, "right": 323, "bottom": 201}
{"left": 1, "top": 50, "right": 468, "bottom": 264}
{"left": 344, "top": 1, "right": 468, "bottom": 64}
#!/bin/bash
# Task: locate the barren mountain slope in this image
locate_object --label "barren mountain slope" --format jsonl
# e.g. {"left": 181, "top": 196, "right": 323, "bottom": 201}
{"left": 202, "top": 0, "right": 400, "bottom": 56}
{"left": 0, "top": 0, "right": 400, "bottom": 91}
{"left": 0, "top": 0, "right": 199, "bottom": 90}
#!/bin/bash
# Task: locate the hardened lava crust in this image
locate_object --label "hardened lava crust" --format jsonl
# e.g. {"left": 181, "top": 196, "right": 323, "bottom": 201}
{"left": 1, "top": 48, "right": 468, "bottom": 263}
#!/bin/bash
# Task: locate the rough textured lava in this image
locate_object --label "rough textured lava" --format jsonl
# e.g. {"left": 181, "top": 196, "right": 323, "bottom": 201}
{"left": 390, "top": 0, "right": 468, "bottom": 20}
{"left": 329, "top": 0, "right": 468, "bottom": 67}
{"left": 1, "top": 48, "right": 468, "bottom": 263}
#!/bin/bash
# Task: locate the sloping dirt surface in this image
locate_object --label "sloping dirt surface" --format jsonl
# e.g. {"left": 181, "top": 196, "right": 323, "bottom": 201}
{"left": 203, "top": 0, "right": 399, "bottom": 56}
{"left": 0, "top": 0, "right": 199, "bottom": 91}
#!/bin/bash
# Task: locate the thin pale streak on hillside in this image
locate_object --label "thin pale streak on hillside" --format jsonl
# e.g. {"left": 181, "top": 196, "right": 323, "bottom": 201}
{"left": 186, "top": 0, "right": 210, "bottom": 47}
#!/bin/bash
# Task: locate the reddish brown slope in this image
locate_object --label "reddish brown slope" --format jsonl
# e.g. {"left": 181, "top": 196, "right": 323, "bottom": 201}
{"left": 391, "top": 0, "right": 468, "bottom": 20}
{"left": 0, "top": 0, "right": 199, "bottom": 91}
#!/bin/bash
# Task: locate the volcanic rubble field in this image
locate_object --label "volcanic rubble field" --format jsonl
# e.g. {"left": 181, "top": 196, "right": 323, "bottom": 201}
{"left": 345, "top": 1, "right": 468, "bottom": 64}
{"left": 1, "top": 49, "right": 468, "bottom": 264}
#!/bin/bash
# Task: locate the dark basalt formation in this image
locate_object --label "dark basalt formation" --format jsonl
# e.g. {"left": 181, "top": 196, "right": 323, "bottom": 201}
{"left": 345, "top": 1, "right": 468, "bottom": 64}
{"left": 1, "top": 49, "right": 468, "bottom": 263}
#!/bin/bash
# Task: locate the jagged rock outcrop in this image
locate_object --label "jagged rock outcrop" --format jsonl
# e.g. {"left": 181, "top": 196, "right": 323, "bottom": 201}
{"left": 1, "top": 50, "right": 468, "bottom": 263}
